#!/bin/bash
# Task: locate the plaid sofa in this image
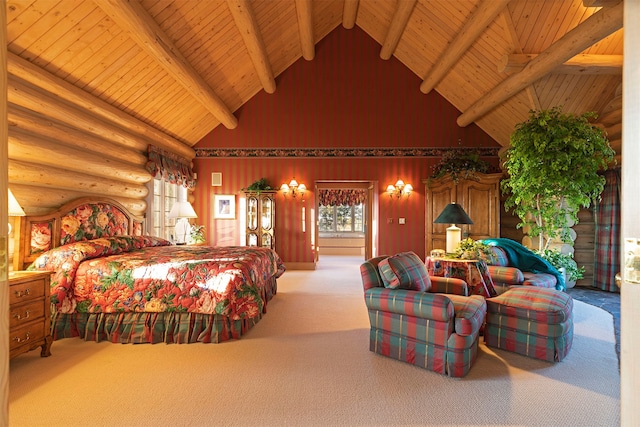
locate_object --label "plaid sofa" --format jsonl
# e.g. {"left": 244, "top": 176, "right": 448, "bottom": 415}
{"left": 484, "top": 286, "right": 573, "bottom": 362}
{"left": 361, "top": 253, "right": 487, "bottom": 377}
{"left": 486, "top": 246, "right": 558, "bottom": 289}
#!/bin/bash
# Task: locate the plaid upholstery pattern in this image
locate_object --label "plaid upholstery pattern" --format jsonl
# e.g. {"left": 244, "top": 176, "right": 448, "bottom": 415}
{"left": 429, "top": 276, "right": 469, "bottom": 296}
{"left": 522, "top": 272, "right": 558, "bottom": 288}
{"left": 486, "top": 266, "right": 524, "bottom": 285}
{"left": 484, "top": 287, "right": 574, "bottom": 362}
{"left": 378, "top": 251, "right": 431, "bottom": 291}
{"left": 362, "top": 255, "right": 486, "bottom": 377}
{"left": 488, "top": 247, "right": 509, "bottom": 266}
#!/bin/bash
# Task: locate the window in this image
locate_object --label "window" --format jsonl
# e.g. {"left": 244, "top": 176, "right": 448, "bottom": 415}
{"left": 318, "top": 204, "right": 364, "bottom": 233}
{"left": 150, "top": 178, "right": 179, "bottom": 240}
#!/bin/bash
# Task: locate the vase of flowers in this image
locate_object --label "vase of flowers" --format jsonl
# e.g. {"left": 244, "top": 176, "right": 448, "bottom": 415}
{"left": 189, "top": 225, "right": 206, "bottom": 244}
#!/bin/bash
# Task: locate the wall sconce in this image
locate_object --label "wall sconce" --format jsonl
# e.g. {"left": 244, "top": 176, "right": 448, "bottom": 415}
{"left": 386, "top": 179, "right": 413, "bottom": 198}
{"left": 433, "top": 202, "right": 473, "bottom": 254}
{"left": 8, "top": 188, "right": 26, "bottom": 235}
{"left": 168, "top": 200, "right": 198, "bottom": 245}
{"left": 281, "top": 178, "right": 306, "bottom": 199}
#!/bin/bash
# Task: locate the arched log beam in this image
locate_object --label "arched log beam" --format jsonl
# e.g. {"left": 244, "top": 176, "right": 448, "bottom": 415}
{"left": 94, "top": 0, "right": 238, "bottom": 129}
{"left": 7, "top": 52, "right": 194, "bottom": 159}
{"left": 420, "top": 0, "right": 511, "bottom": 94}
{"left": 294, "top": 0, "right": 315, "bottom": 60}
{"left": 8, "top": 128, "right": 150, "bottom": 184}
{"left": 8, "top": 160, "right": 149, "bottom": 200}
{"left": 8, "top": 106, "right": 146, "bottom": 167}
{"left": 9, "top": 183, "right": 147, "bottom": 216}
{"left": 499, "top": 53, "right": 623, "bottom": 74}
{"left": 227, "top": 0, "right": 277, "bottom": 91}
{"left": 342, "top": 0, "right": 359, "bottom": 29}
{"left": 379, "top": 0, "right": 416, "bottom": 60}
{"left": 457, "top": 1, "right": 623, "bottom": 127}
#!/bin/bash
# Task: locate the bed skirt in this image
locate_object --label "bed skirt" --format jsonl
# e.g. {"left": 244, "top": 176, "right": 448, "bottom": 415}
{"left": 51, "top": 276, "right": 278, "bottom": 344}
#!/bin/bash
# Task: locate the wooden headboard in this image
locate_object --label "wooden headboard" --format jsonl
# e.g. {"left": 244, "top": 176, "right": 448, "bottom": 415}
{"left": 17, "top": 197, "right": 146, "bottom": 270}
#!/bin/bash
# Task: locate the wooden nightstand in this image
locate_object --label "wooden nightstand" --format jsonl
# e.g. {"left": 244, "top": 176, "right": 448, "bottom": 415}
{"left": 8, "top": 271, "right": 53, "bottom": 360}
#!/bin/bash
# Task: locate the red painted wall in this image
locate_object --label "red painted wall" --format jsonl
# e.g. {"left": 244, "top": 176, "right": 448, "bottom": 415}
{"left": 192, "top": 26, "right": 500, "bottom": 265}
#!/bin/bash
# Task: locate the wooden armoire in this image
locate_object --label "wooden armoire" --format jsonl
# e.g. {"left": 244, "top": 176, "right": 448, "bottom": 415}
{"left": 424, "top": 173, "right": 503, "bottom": 255}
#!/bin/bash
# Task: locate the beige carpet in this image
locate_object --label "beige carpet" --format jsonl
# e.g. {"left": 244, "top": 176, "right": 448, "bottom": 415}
{"left": 9, "top": 256, "right": 620, "bottom": 426}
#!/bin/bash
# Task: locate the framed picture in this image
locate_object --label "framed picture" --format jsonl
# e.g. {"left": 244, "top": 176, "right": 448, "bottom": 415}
{"left": 214, "top": 194, "right": 236, "bottom": 219}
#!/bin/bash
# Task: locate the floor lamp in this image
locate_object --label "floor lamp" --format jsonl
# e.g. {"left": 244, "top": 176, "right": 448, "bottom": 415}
{"left": 434, "top": 203, "right": 473, "bottom": 254}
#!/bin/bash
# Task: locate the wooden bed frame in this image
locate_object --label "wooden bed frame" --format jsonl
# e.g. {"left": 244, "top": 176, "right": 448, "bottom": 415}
{"left": 16, "top": 197, "right": 145, "bottom": 270}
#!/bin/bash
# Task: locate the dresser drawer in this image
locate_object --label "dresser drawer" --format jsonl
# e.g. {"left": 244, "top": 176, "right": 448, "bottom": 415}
{"left": 10, "top": 278, "right": 46, "bottom": 305}
{"left": 10, "top": 299, "right": 46, "bottom": 329}
{"left": 9, "top": 321, "right": 46, "bottom": 353}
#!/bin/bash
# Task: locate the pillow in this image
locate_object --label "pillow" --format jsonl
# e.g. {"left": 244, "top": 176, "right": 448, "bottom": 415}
{"left": 378, "top": 251, "right": 431, "bottom": 292}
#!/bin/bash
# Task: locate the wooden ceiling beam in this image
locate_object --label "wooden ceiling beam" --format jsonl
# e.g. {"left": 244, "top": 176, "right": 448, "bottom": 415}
{"left": 294, "top": 0, "right": 315, "bottom": 60}
{"left": 420, "top": 0, "right": 511, "bottom": 94}
{"left": 342, "top": 0, "right": 359, "bottom": 29}
{"left": 582, "top": 0, "right": 622, "bottom": 7}
{"left": 94, "top": 0, "right": 238, "bottom": 129}
{"left": 379, "top": 0, "right": 416, "bottom": 60}
{"left": 457, "top": 1, "right": 623, "bottom": 127}
{"left": 227, "top": 0, "right": 277, "bottom": 92}
{"left": 499, "top": 53, "right": 623, "bottom": 75}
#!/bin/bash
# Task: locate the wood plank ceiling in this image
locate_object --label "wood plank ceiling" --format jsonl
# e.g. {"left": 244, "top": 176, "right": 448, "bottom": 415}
{"left": 6, "top": 0, "right": 624, "bottom": 162}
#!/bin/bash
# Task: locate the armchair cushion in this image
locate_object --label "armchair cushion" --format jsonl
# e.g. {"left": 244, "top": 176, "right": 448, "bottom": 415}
{"left": 378, "top": 251, "right": 431, "bottom": 291}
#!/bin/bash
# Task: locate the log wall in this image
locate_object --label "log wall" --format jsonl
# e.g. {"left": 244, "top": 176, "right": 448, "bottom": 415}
{"left": 7, "top": 55, "right": 195, "bottom": 217}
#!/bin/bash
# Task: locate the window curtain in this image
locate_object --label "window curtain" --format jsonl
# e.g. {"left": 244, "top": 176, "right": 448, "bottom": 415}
{"left": 145, "top": 145, "right": 196, "bottom": 189}
{"left": 318, "top": 189, "right": 366, "bottom": 206}
{"left": 593, "top": 168, "right": 621, "bottom": 292}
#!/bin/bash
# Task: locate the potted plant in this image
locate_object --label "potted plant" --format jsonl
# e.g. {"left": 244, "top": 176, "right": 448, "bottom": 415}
{"left": 430, "top": 149, "right": 492, "bottom": 184}
{"left": 189, "top": 225, "right": 206, "bottom": 244}
{"left": 501, "top": 107, "right": 615, "bottom": 252}
{"left": 535, "top": 248, "right": 585, "bottom": 287}
{"left": 242, "top": 178, "right": 274, "bottom": 194}
{"left": 450, "top": 238, "right": 495, "bottom": 261}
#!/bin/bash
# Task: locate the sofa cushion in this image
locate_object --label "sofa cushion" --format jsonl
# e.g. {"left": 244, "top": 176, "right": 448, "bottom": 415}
{"left": 488, "top": 246, "right": 509, "bottom": 267}
{"left": 487, "top": 265, "right": 525, "bottom": 285}
{"left": 378, "top": 251, "right": 431, "bottom": 291}
{"left": 522, "top": 272, "right": 557, "bottom": 288}
{"left": 486, "top": 287, "right": 573, "bottom": 324}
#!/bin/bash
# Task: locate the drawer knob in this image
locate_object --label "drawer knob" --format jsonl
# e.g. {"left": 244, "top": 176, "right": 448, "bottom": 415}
{"left": 13, "top": 332, "right": 31, "bottom": 343}
{"left": 13, "top": 310, "right": 31, "bottom": 321}
{"left": 14, "top": 288, "right": 31, "bottom": 298}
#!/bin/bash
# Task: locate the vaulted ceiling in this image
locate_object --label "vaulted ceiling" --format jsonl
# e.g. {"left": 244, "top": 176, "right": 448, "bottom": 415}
{"left": 5, "top": 0, "right": 624, "bottom": 161}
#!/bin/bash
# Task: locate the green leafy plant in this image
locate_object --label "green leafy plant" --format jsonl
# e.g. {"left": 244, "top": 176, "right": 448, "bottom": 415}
{"left": 242, "top": 178, "right": 273, "bottom": 193}
{"left": 501, "top": 107, "right": 615, "bottom": 251}
{"left": 430, "top": 150, "right": 491, "bottom": 184}
{"left": 450, "top": 238, "right": 495, "bottom": 261}
{"left": 535, "top": 249, "right": 585, "bottom": 282}
{"left": 189, "top": 225, "right": 206, "bottom": 244}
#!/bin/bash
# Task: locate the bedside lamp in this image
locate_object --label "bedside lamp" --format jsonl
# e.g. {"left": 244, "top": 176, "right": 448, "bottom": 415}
{"left": 168, "top": 200, "right": 198, "bottom": 245}
{"left": 8, "top": 188, "right": 26, "bottom": 235}
{"left": 434, "top": 203, "right": 473, "bottom": 254}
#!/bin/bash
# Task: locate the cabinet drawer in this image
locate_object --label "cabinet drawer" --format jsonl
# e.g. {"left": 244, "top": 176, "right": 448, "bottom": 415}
{"left": 10, "top": 278, "right": 46, "bottom": 305}
{"left": 10, "top": 299, "right": 46, "bottom": 329}
{"left": 10, "top": 321, "right": 46, "bottom": 352}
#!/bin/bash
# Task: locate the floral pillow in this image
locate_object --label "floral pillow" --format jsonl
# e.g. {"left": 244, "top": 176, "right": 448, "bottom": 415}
{"left": 378, "top": 251, "right": 431, "bottom": 292}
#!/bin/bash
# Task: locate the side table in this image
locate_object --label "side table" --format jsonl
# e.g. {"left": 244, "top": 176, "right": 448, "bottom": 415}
{"left": 426, "top": 257, "right": 497, "bottom": 298}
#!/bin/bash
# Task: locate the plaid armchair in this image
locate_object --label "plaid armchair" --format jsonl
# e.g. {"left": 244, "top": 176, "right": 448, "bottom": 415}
{"left": 361, "top": 252, "right": 487, "bottom": 377}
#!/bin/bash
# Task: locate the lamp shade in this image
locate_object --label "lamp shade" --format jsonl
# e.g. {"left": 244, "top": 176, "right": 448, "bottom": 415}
{"left": 168, "top": 201, "right": 198, "bottom": 219}
{"left": 8, "top": 189, "right": 26, "bottom": 217}
{"left": 433, "top": 203, "right": 473, "bottom": 225}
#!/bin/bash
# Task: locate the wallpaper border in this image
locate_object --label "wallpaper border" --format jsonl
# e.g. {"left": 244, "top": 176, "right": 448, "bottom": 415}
{"left": 194, "top": 147, "right": 501, "bottom": 158}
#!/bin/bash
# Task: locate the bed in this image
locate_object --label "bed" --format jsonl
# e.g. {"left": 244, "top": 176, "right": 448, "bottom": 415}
{"left": 18, "top": 197, "right": 285, "bottom": 344}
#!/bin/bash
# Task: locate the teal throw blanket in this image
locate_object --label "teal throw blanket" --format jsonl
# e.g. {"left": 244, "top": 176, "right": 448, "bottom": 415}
{"left": 481, "top": 238, "right": 565, "bottom": 291}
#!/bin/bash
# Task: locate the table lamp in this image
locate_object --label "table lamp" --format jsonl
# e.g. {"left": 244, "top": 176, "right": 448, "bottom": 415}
{"left": 168, "top": 200, "right": 198, "bottom": 244}
{"left": 433, "top": 202, "right": 473, "bottom": 254}
{"left": 8, "top": 188, "right": 26, "bottom": 235}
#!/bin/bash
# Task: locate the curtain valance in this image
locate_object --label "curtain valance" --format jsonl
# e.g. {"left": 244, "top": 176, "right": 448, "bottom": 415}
{"left": 318, "top": 189, "right": 366, "bottom": 207}
{"left": 145, "top": 145, "right": 196, "bottom": 189}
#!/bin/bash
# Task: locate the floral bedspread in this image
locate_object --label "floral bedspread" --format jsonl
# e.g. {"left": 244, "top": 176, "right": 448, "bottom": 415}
{"left": 28, "top": 236, "right": 285, "bottom": 320}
